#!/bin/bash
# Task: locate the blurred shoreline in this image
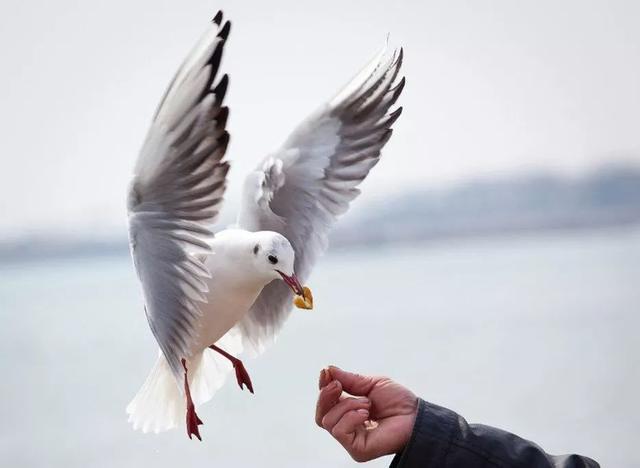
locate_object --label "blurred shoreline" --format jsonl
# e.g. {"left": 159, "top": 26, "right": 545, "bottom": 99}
{"left": 2, "top": 163, "right": 639, "bottom": 264}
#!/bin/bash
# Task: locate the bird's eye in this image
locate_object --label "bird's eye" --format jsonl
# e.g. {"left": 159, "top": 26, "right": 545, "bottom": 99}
{"left": 268, "top": 255, "right": 278, "bottom": 265}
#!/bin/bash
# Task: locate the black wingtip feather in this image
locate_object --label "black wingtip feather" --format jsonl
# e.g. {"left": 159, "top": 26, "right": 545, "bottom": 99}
{"left": 207, "top": 41, "right": 224, "bottom": 72}
{"left": 219, "top": 131, "right": 230, "bottom": 150}
{"left": 387, "top": 77, "right": 406, "bottom": 107}
{"left": 387, "top": 106, "right": 403, "bottom": 127}
{"left": 379, "top": 128, "right": 393, "bottom": 145}
{"left": 213, "top": 74, "right": 229, "bottom": 102}
{"left": 217, "top": 20, "right": 231, "bottom": 40}
{"left": 197, "top": 43, "right": 224, "bottom": 101}
{"left": 395, "top": 48, "right": 404, "bottom": 68}
{"left": 216, "top": 106, "right": 229, "bottom": 129}
{"left": 212, "top": 10, "right": 223, "bottom": 25}
{"left": 394, "top": 76, "right": 406, "bottom": 91}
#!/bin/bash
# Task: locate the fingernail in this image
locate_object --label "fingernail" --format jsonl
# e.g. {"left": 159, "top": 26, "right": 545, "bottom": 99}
{"left": 357, "top": 397, "right": 370, "bottom": 405}
{"left": 357, "top": 409, "right": 369, "bottom": 416}
{"left": 329, "top": 380, "right": 339, "bottom": 390}
{"left": 318, "top": 369, "right": 327, "bottom": 389}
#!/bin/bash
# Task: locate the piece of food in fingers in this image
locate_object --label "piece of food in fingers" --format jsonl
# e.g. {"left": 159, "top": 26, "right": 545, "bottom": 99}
{"left": 293, "top": 286, "right": 314, "bottom": 309}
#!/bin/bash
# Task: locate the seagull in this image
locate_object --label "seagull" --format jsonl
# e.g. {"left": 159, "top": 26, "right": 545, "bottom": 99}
{"left": 126, "top": 10, "right": 405, "bottom": 441}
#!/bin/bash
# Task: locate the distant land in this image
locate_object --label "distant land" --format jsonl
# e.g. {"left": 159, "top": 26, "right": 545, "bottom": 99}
{"left": 2, "top": 163, "right": 640, "bottom": 263}
{"left": 332, "top": 162, "right": 640, "bottom": 247}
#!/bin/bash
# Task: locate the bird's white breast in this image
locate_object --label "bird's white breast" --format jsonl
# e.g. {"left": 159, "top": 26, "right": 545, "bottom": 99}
{"left": 191, "top": 237, "right": 270, "bottom": 352}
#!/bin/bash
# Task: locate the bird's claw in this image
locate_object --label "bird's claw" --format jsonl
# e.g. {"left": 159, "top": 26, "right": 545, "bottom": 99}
{"left": 233, "top": 360, "right": 254, "bottom": 394}
{"left": 186, "top": 402, "right": 204, "bottom": 441}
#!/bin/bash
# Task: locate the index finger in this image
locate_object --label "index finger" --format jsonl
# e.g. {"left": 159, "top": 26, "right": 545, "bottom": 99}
{"left": 328, "top": 366, "right": 381, "bottom": 397}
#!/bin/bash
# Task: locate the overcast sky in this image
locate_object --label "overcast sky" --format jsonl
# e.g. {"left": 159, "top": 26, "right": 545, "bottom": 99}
{"left": 1, "top": 0, "right": 638, "bottom": 238}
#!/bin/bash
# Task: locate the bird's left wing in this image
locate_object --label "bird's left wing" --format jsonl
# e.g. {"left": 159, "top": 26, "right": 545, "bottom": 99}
{"left": 128, "top": 13, "right": 231, "bottom": 380}
{"left": 236, "top": 45, "right": 404, "bottom": 354}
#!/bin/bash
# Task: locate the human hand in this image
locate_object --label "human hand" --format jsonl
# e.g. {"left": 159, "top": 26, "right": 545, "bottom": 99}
{"left": 315, "top": 366, "right": 418, "bottom": 463}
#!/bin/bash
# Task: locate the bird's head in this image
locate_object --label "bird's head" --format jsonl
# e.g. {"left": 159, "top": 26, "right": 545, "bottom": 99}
{"left": 251, "top": 231, "right": 303, "bottom": 295}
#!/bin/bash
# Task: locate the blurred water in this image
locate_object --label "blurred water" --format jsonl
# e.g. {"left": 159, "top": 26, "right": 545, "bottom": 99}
{"left": 1, "top": 227, "right": 639, "bottom": 467}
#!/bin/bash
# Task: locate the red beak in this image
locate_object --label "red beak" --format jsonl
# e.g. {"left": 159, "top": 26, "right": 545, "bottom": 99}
{"left": 277, "top": 271, "right": 304, "bottom": 296}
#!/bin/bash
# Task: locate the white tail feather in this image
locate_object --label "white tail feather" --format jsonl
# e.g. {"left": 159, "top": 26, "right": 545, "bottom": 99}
{"left": 126, "top": 343, "right": 238, "bottom": 434}
{"left": 126, "top": 353, "right": 183, "bottom": 433}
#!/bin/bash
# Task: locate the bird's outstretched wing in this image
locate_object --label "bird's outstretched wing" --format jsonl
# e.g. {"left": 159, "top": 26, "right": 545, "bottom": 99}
{"left": 128, "top": 12, "right": 231, "bottom": 380}
{"left": 236, "top": 44, "right": 404, "bottom": 354}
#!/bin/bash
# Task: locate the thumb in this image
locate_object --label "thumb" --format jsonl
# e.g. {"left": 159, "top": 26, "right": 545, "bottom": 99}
{"left": 328, "top": 366, "right": 380, "bottom": 396}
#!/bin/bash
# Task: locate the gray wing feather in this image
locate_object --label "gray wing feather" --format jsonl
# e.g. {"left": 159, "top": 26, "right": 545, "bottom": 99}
{"left": 128, "top": 13, "right": 231, "bottom": 380}
{"left": 237, "top": 45, "right": 404, "bottom": 354}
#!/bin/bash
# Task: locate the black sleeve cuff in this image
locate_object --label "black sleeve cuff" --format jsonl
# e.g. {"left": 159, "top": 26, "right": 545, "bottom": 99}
{"left": 389, "top": 398, "right": 600, "bottom": 468}
{"left": 390, "top": 398, "right": 458, "bottom": 468}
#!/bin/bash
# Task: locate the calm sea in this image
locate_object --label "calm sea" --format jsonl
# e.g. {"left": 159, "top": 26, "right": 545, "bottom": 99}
{"left": 1, "top": 227, "right": 638, "bottom": 467}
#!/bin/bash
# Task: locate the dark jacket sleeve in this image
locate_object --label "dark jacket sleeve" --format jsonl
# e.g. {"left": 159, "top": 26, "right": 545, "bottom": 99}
{"left": 390, "top": 399, "right": 599, "bottom": 468}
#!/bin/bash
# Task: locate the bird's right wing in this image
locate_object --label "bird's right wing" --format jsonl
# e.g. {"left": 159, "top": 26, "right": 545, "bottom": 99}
{"left": 127, "top": 12, "right": 231, "bottom": 381}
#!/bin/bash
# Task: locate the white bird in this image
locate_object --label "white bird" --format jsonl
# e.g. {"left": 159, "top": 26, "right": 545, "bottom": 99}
{"left": 126, "top": 10, "right": 405, "bottom": 440}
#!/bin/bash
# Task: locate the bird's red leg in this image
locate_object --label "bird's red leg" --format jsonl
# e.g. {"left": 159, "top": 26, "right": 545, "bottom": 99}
{"left": 181, "top": 358, "right": 204, "bottom": 441}
{"left": 209, "top": 344, "right": 254, "bottom": 394}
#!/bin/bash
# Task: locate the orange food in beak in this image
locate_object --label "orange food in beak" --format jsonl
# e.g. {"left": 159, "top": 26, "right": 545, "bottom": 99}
{"left": 293, "top": 286, "right": 313, "bottom": 310}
